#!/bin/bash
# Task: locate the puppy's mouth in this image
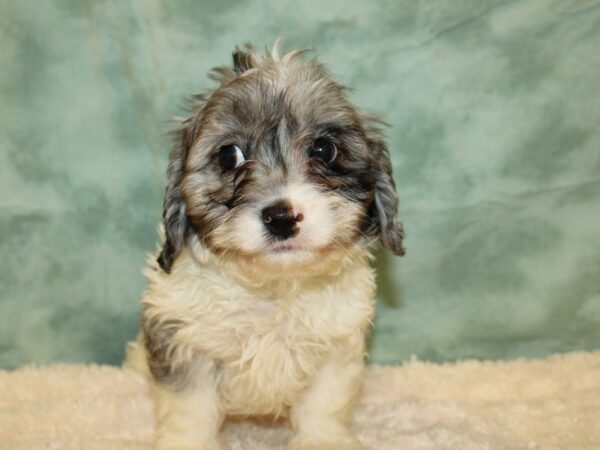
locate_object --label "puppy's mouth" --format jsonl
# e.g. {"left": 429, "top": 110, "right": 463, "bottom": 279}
{"left": 265, "top": 241, "right": 306, "bottom": 253}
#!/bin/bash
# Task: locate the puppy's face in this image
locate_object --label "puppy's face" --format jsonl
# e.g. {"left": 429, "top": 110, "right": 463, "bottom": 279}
{"left": 158, "top": 45, "right": 404, "bottom": 272}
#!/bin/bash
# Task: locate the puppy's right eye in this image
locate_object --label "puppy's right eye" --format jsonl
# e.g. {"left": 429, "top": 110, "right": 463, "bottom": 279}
{"left": 219, "top": 144, "right": 245, "bottom": 171}
{"left": 309, "top": 137, "right": 337, "bottom": 164}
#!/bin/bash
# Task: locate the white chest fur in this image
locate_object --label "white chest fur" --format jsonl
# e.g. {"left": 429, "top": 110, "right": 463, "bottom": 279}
{"left": 140, "top": 246, "right": 376, "bottom": 416}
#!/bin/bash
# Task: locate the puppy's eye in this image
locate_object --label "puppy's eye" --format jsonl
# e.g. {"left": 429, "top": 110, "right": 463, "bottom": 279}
{"left": 219, "top": 144, "right": 245, "bottom": 170}
{"left": 309, "top": 137, "right": 337, "bottom": 163}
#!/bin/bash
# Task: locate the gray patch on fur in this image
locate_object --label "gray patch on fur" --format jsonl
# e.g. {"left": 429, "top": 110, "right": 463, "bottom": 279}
{"left": 142, "top": 317, "right": 193, "bottom": 390}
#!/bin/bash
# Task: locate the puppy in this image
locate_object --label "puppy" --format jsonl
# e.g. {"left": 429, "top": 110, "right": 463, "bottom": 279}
{"left": 126, "top": 41, "right": 404, "bottom": 450}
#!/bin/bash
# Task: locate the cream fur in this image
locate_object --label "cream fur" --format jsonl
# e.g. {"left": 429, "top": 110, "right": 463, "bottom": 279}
{"left": 127, "top": 237, "right": 376, "bottom": 449}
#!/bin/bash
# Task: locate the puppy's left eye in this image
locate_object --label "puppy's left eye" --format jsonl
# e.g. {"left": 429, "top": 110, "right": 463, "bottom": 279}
{"left": 219, "top": 144, "right": 245, "bottom": 170}
{"left": 309, "top": 137, "right": 337, "bottom": 163}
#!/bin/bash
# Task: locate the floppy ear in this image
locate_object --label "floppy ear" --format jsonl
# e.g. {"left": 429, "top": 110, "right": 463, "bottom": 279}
{"left": 158, "top": 45, "right": 252, "bottom": 273}
{"left": 156, "top": 121, "right": 196, "bottom": 273}
{"left": 366, "top": 126, "right": 406, "bottom": 256}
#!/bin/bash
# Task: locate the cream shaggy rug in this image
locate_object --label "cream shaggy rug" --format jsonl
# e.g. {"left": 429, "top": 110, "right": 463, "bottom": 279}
{"left": 1, "top": 352, "right": 599, "bottom": 450}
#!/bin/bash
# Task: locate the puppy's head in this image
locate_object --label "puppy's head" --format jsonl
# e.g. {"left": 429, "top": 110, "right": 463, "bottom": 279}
{"left": 157, "top": 43, "right": 404, "bottom": 273}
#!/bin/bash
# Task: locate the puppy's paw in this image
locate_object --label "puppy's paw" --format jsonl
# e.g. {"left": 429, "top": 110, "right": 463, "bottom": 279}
{"left": 287, "top": 434, "right": 365, "bottom": 450}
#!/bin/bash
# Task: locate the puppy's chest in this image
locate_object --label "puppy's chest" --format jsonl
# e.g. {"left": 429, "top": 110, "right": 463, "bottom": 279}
{"left": 190, "top": 291, "right": 351, "bottom": 363}
{"left": 183, "top": 282, "right": 373, "bottom": 415}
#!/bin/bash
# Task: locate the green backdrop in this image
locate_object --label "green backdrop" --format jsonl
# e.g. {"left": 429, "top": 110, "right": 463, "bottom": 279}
{"left": 1, "top": 0, "right": 599, "bottom": 369}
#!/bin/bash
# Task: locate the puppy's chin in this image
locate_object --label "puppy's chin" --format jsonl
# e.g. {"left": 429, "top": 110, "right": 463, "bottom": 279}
{"left": 189, "top": 234, "right": 357, "bottom": 282}
{"left": 243, "top": 246, "right": 352, "bottom": 280}
{"left": 241, "top": 243, "right": 331, "bottom": 274}
{"left": 237, "top": 233, "right": 350, "bottom": 275}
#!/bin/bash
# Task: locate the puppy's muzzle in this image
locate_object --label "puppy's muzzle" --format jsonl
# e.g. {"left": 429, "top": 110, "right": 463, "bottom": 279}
{"left": 261, "top": 200, "right": 303, "bottom": 240}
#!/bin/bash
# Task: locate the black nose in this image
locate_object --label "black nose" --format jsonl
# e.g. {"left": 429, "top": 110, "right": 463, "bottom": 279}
{"left": 262, "top": 201, "right": 300, "bottom": 240}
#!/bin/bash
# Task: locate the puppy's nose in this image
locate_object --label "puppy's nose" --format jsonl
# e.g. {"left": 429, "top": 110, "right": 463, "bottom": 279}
{"left": 261, "top": 200, "right": 301, "bottom": 240}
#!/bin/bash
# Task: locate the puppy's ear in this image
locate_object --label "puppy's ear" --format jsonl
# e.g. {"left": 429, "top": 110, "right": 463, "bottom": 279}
{"left": 156, "top": 121, "right": 196, "bottom": 273}
{"left": 365, "top": 123, "right": 406, "bottom": 256}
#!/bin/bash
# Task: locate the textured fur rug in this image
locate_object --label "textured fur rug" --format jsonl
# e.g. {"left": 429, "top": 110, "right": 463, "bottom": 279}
{"left": 1, "top": 352, "right": 599, "bottom": 450}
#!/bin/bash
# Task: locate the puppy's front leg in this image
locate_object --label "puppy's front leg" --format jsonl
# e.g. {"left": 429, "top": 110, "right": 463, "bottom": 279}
{"left": 288, "top": 355, "right": 366, "bottom": 450}
{"left": 144, "top": 322, "right": 227, "bottom": 450}
{"left": 153, "top": 372, "right": 227, "bottom": 450}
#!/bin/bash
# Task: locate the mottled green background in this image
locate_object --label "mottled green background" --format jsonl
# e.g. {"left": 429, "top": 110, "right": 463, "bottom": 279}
{"left": 1, "top": 0, "right": 599, "bottom": 369}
